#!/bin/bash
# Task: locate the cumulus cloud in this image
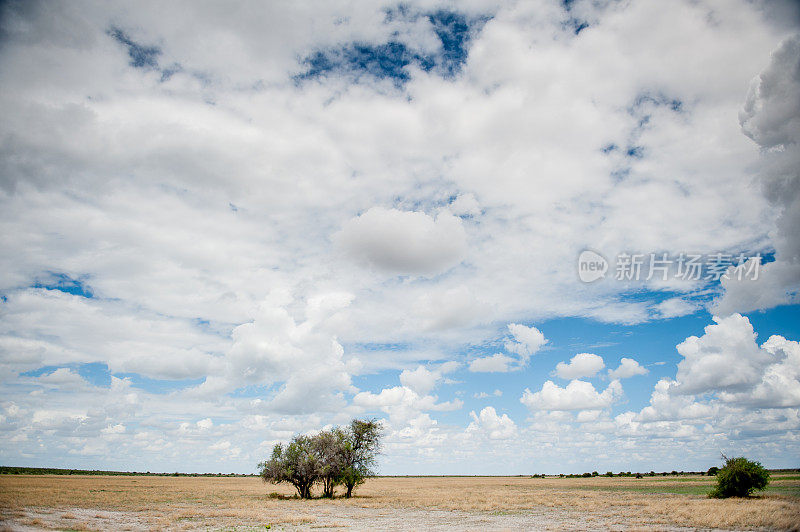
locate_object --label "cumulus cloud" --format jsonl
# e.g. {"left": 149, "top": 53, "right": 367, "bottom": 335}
{"left": 31, "top": 368, "right": 92, "bottom": 391}
{"left": 521, "top": 379, "right": 623, "bottom": 411}
{"left": 607, "top": 358, "right": 648, "bottom": 380}
{"left": 335, "top": 207, "right": 467, "bottom": 276}
{"left": 715, "top": 34, "right": 800, "bottom": 314}
{"left": 554, "top": 353, "right": 605, "bottom": 379}
{"left": 504, "top": 324, "right": 547, "bottom": 359}
{"left": 624, "top": 314, "right": 800, "bottom": 439}
{"left": 674, "top": 314, "right": 771, "bottom": 395}
{"left": 652, "top": 297, "right": 700, "bottom": 319}
{"left": 467, "top": 406, "right": 517, "bottom": 440}
{"left": 0, "top": 0, "right": 797, "bottom": 473}
{"left": 353, "top": 385, "right": 462, "bottom": 433}
{"left": 211, "top": 293, "right": 355, "bottom": 413}
{"left": 468, "top": 353, "right": 516, "bottom": 373}
{"left": 399, "top": 362, "right": 457, "bottom": 395}
{"left": 469, "top": 324, "right": 547, "bottom": 372}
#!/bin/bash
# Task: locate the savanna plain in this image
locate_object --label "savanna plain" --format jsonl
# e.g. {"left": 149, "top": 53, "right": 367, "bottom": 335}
{"left": 1, "top": 473, "right": 799, "bottom": 531}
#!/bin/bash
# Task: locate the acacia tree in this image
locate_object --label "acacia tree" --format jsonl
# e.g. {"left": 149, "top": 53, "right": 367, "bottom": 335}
{"left": 313, "top": 428, "right": 347, "bottom": 498}
{"left": 339, "top": 418, "right": 382, "bottom": 498}
{"left": 258, "top": 418, "right": 382, "bottom": 499}
{"left": 258, "top": 434, "right": 319, "bottom": 499}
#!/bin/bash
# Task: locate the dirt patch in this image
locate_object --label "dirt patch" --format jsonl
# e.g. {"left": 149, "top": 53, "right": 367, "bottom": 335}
{"left": 2, "top": 475, "right": 797, "bottom": 530}
{"left": 3, "top": 504, "right": 726, "bottom": 531}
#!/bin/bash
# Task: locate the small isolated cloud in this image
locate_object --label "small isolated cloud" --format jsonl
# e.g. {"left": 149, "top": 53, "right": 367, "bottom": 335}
{"left": 555, "top": 353, "right": 605, "bottom": 379}
{"left": 467, "top": 406, "right": 517, "bottom": 440}
{"left": 474, "top": 389, "right": 503, "bottom": 399}
{"left": 468, "top": 353, "right": 516, "bottom": 373}
{"left": 608, "top": 358, "right": 649, "bottom": 380}
{"left": 521, "top": 379, "right": 623, "bottom": 411}
{"left": 335, "top": 207, "right": 467, "bottom": 276}
{"left": 504, "top": 324, "right": 547, "bottom": 359}
{"left": 652, "top": 297, "right": 700, "bottom": 319}
{"left": 196, "top": 418, "right": 213, "bottom": 430}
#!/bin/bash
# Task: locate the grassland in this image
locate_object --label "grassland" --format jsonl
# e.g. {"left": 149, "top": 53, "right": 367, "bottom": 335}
{"left": 1, "top": 473, "right": 799, "bottom": 530}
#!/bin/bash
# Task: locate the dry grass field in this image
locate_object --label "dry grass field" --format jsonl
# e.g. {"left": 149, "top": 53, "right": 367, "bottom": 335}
{"left": 1, "top": 473, "right": 799, "bottom": 530}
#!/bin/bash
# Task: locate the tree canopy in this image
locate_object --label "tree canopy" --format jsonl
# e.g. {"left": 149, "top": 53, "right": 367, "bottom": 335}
{"left": 258, "top": 418, "right": 382, "bottom": 499}
{"left": 709, "top": 455, "right": 770, "bottom": 498}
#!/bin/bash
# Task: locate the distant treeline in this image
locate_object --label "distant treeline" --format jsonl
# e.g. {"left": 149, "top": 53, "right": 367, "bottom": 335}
{"left": 2, "top": 466, "right": 796, "bottom": 477}
{"left": 0, "top": 466, "right": 256, "bottom": 477}
{"left": 531, "top": 468, "right": 798, "bottom": 479}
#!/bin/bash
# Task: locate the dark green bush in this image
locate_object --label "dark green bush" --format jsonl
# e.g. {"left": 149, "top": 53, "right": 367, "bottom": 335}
{"left": 709, "top": 456, "right": 770, "bottom": 498}
{"left": 707, "top": 466, "right": 719, "bottom": 476}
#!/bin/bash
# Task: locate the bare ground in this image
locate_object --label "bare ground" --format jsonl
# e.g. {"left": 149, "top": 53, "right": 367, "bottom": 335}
{"left": 1, "top": 475, "right": 798, "bottom": 531}
{"left": 3, "top": 504, "right": 722, "bottom": 531}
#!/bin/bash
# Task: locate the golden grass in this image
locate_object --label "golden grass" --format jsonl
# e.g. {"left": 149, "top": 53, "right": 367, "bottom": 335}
{"left": 1, "top": 474, "right": 798, "bottom": 530}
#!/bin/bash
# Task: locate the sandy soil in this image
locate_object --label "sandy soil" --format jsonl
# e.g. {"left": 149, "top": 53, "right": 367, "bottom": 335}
{"left": 1, "top": 474, "right": 797, "bottom": 531}
{"left": 3, "top": 504, "right": 720, "bottom": 531}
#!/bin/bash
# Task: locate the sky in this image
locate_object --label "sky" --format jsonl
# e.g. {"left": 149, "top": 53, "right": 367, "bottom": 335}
{"left": 1, "top": 0, "right": 799, "bottom": 475}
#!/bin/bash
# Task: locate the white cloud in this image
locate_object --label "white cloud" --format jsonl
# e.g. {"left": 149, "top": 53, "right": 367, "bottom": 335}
{"left": 636, "top": 379, "right": 717, "bottom": 423}
{"left": 718, "top": 334, "right": 800, "bottom": 408}
{"left": 32, "top": 368, "right": 92, "bottom": 391}
{"left": 504, "top": 324, "right": 547, "bottom": 359}
{"left": 674, "top": 314, "right": 772, "bottom": 395}
{"left": 467, "top": 406, "right": 517, "bottom": 440}
{"left": 607, "top": 358, "right": 649, "bottom": 380}
{"left": 521, "top": 379, "right": 623, "bottom": 412}
{"left": 353, "top": 385, "right": 462, "bottom": 435}
{"left": 101, "top": 423, "right": 126, "bottom": 435}
{"left": 399, "top": 366, "right": 439, "bottom": 395}
{"left": 555, "top": 353, "right": 605, "bottom": 379}
{"left": 0, "top": 0, "right": 796, "bottom": 474}
{"left": 448, "top": 193, "right": 481, "bottom": 217}
{"left": 210, "top": 294, "right": 355, "bottom": 413}
{"left": 715, "top": 34, "right": 800, "bottom": 314}
{"left": 652, "top": 297, "right": 700, "bottom": 319}
{"left": 335, "top": 207, "right": 467, "bottom": 276}
{"left": 473, "top": 389, "right": 502, "bottom": 399}
{"left": 468, "top": 353, "right": 516, "bottom": 373}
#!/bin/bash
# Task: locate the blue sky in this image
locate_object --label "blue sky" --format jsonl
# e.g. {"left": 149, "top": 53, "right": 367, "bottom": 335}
{"left": 1, "top": 0, "right": 799, "bottom": 475}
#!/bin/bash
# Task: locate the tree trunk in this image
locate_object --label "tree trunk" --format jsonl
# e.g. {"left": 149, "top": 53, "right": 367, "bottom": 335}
{"left": 345, "top": 484, "right": 353, "bottom": 498}
{"left": 322, "top": 477, "right": 333, "bottom": 498}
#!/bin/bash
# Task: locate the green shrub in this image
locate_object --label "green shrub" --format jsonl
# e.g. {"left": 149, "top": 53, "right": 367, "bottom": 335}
{"left": 707, "top": 466, "right": 719, "bottom": 476}
{"left": 709, "top": 456, "right": 770, "bottom": 498}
